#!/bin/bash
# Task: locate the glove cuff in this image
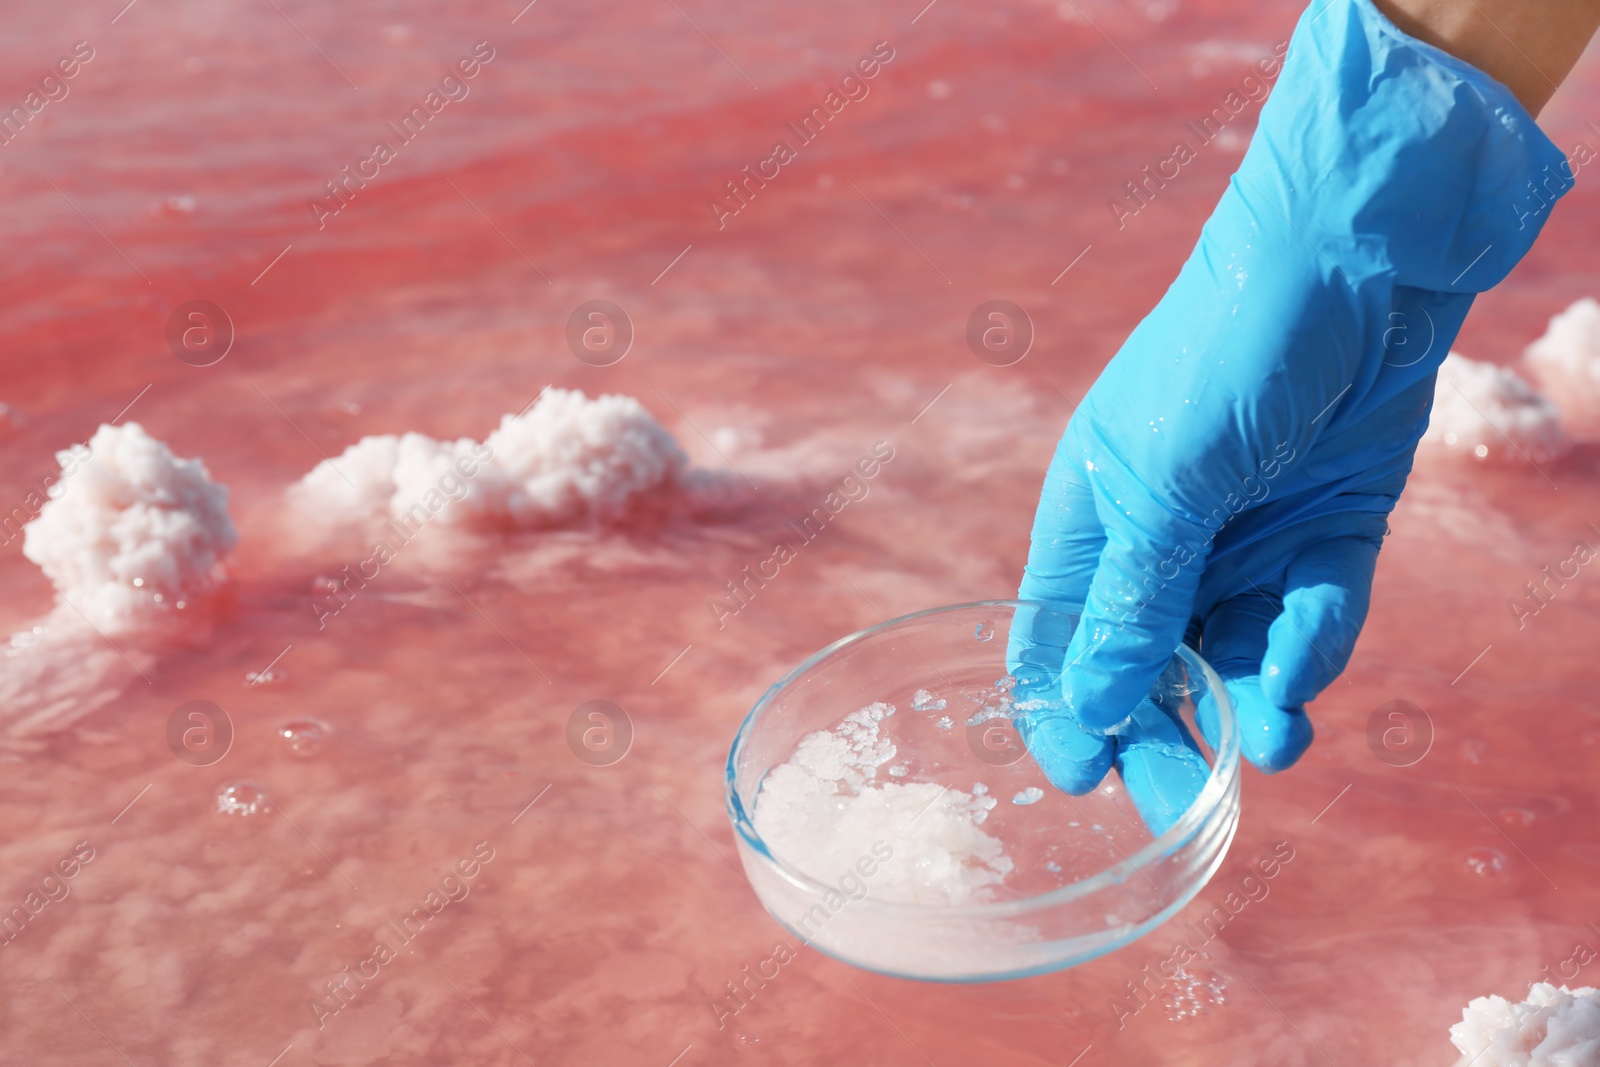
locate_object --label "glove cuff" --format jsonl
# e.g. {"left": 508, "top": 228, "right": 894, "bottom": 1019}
{"left": 1241, "top": 0, "right": 1573, "bottom": 292}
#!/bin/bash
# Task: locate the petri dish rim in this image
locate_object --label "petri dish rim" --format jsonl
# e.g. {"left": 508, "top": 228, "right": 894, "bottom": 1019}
{"left": 724, "top": 598, "right": 1241, "bottom": 923}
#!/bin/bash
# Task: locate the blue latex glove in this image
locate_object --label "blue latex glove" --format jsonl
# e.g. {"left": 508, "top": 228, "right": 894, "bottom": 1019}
{"left": 1014, "top": 0, "right": 1568, "bottom": 834}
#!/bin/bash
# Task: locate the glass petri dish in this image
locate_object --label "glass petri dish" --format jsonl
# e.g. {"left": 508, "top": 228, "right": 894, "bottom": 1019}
{"left": 724, "top": 600, "right": 1241, "bottom": 982}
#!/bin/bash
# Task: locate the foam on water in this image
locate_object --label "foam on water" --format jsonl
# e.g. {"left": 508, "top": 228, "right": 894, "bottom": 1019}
{"left": 215, "top": 782, "right": 271, "bottom": 817}
{"left": 751, "top": 701, "right": 1015, "bottom": 907}
{"left": 1450, "top": 984, "right": 1600, "bottom": 1066}
{"left": 1422, "top": 353, "right": 1568, "bottom": 463}
{"left": 1525, "top": 297, "right": 1600, "bottom": 432}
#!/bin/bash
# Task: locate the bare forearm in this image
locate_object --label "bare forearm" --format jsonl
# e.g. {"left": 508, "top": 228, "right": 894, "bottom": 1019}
{"left": 1373, "top": 0, "right": 1600, "bottom": 114}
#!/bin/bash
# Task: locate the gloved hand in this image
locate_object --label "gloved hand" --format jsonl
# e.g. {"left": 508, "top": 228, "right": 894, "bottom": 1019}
{"left": 1011, "top": 0, "right": 1568, "bottom": 834}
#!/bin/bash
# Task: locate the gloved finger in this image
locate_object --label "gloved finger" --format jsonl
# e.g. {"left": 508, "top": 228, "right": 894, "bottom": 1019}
{"left": 1059, "top": 473, "right": 1206, "bottom": 734}
{"left": 1008, "top": 599, "right": 1112, "bottom": 796}
{"left": 1199, "top": 592, "right": 1314, "bottom": 773}
{"left": 1260, "top": 536, "right": 1379, "bottom": 708}
{"left": 1114, "top": 694, "right": 1211, "bottom": 836}
{"left": 1008, "top": 465, "right": 1110, "bottom": 794}
{"left": 1018, "top": 446, "right": 1105, "bottom": 606}
{"left": 1010, "top": 460, "right": 1101, "bottom": 690}
{"left": 1015, "top": 710, "right": 1114, "bottom": 796}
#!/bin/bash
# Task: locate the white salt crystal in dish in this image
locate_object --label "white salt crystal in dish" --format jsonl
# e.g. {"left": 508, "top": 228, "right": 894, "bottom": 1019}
{"left": 751, "top": 701, "right": 1014, "bottom": 908}
{"left": 1525, "top": 297, "right": 1600, "bottom": 432}
{"left": 1422, "top": 353, "right": 1568, "bottom": 464}
{"left": 1450, "top": 983, "right": 1600, "bottom": 1066}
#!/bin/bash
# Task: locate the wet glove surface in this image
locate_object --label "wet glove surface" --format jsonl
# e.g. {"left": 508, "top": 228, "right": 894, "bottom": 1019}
{"left": 1012, "top": 0, "right": 1569, "bottom": 834}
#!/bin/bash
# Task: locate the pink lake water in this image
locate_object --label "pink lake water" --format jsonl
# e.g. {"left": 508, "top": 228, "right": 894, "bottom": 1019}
{"left": 3, "top": 0, "right": 1600, "bottom": 1064}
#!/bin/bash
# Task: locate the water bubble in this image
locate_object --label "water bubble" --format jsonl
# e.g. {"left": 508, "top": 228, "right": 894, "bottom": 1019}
{"left": 934, "top": 716, "right": 954, "bottom": 730}
{"left": 1162, "top": 966, "right": 1226, "bottom": 1022}
{"left": 1497, "top": 807, "right": 1536, "bottom": 829}
{"left": 1465, "top": 848, "right": 1507, "bottom": 876}
{"left": 911, "top": 688, "right": 947, "bottom": 712}
{"left": 1045, "top": 861, "right": 1061, "bottom": 873}
{"left": 277, "top": 719, "right": 329, "bottom": 757}
{"left": 1012, "top": 787, "right": 1044, "bottom": 805}
{"left": 974, "top": 620, "right": 996, "bottom": 642}
{"left": 993, "top": 675, "right": 1016, "bottom": 692}
{"left": 216, "top": 782, "right": 271, "bottom": 817}
{"left": 246, "top": 665, "right": 287, "bottom": 686}
{"left": 888, "top": 764, "right": 909, "bottom": 778}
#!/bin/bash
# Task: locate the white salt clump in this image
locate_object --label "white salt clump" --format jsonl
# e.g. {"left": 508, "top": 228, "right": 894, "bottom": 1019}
{"left": 22, "top": 422, "right": 236, "bottom": 627}
{"left": 752, "top": 701, "right": 1014, "bottom": 907}
{"left": 1422, "top": 353, "right": 1568, "bottom": 463}
{"left": 967, "top": 705, "right": 1011, "bottom": 727}
{"left": 1, "top": 423, "right": 228, "bottom": 740}
{"left": 291, "top": 388, "right": 689, "bottom": 530}
{"left": 474, "top": 389, "right": 687, "bottom": 526}
{"left": 1450, "top": 984, "right": 1600, "bottom": 1066}
{"left": 294, "top": 431, "right": 481, "bottom": 524}
{"left": 1013, "top": 787, "right": 1044, "bottom": 805}
{"left": 910, "top": 688, "right": 947, "bottom": 712}
{"left": 1525, "top": 298, "right": 1600, "bottom": 432}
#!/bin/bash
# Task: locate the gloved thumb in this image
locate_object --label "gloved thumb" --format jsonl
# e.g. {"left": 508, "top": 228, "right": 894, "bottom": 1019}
{"left": 1260, "top": 536, "right": 1379, "bottom": 708}
{"left": 1061, "top": 518, "right": 1205, "bottom": 733}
